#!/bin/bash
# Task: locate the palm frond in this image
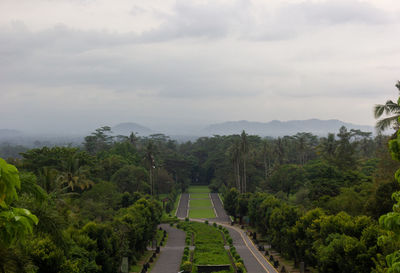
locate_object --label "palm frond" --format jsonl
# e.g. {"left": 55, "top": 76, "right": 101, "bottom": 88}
{"left": 374, "top": 104, "right": 386, "bottom": 118}
{"left": 376, "top": 115, "right": 400, "bottom": 131}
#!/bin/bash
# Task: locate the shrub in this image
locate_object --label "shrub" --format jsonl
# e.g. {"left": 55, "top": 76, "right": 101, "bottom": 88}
{"left": 205, "top": 220, "right": 209, "bottom": 225}
{"left": 213, "top": 222, "right": 217, "bottom": 227}
{"left": 184, "top": 247, "right": 189, "bottom": 256}
{"left": 181, "top": 261, "right": 192, "bottom": 272}
{"left": 236, "top": 262, "right": 245, "bottom": 273}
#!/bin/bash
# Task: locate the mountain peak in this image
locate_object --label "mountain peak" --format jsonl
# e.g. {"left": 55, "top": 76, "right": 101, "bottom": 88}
{"left": 112, "top": 122, "right": 153, "bottom": 135}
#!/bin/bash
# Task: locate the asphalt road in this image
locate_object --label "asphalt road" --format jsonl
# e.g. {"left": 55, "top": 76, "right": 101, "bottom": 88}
{"left": 177, "top": 191, "right": 278, "bottom": 273}
{"left": 175, "top": 193, "right": 189, "bottom": 218}
{"left": 151, "top": 224, "right": 186, "bottom": 273}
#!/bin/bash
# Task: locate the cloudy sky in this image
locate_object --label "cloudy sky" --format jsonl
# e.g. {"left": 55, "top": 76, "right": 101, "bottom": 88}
{"left": 1, "top": 0, "right": 399, "bottom": 134}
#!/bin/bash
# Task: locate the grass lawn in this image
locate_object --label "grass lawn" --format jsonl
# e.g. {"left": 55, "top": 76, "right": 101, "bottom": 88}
{"left": 188, "top": 185, "right": 210, "bottom": 193}
{"left": 171, "top": 193, "right": 181, "bottom": 216}
{"left": 190, "top": 198, "right": 213, "bottom": 208}
{"left": 179, "top": 221, "right": 232, "bottom": 272}
{"left": 190, "top": 193, "right": 210, "bottom": 199}
{"left": 189, "top": 208, "right": 216, "bottom": 218}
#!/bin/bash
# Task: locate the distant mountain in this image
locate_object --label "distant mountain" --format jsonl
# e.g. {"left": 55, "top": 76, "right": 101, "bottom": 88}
{"left": 203, "top": 119, "right": 375, "bottom": 137}
{"left": 112, "top": 122, "right": 154, "bottom": 136}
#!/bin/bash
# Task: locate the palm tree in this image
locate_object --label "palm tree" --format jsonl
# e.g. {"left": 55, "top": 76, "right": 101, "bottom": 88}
{"left": 262, "top": 139, "right": 273, "bottom": 181}
{"left": 57, "top": 155, "right": 94, "bottom": 191}
{"left": 228, "top": 139, "right": 241, "bottom": 192}
{"left": 240, "top": 130, "right": 248, "bottom": 193}
{"left": 38, "top": 167, "right": 58, "bottom": 193}
{"left": 145, "top": 141, "right": 156, "bottom": 195}
{"left": 374, "top": 81, "right": 400, "bottom": 132}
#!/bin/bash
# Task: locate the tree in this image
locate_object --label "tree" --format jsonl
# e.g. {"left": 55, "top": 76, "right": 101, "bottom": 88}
{"left": 144, "top": 141, "right": 157, "bottom": 195}
{"left": 240, "top": 131, "right": 248, "bottom": 193}
{"left": 262, "top": 139, "right": 274, "bottom": 181}
{"left": 0, "top": 158, "right": 39, "bottom": 273}
{"left": 56, "top": 154, "right": 94, "bottom": 191}
{"left": 229, "top": 139, "right": 241, "bottom": 192}
{"left": 84, "top": 126, "right": 114, "bottom": 154}
{"left": 224, "top": 188, "right": 239, "bottom": 219}
{"left": 335, "top": 126, "right": 357, "bottom": 170}
{"left": 378, "top": 128, "right": 400, "bottom": 272}
{"left": 268, "top": 164, "right": 306, "bottom": 197}
{"left": 111, "top": 165, "right": 149, "bottom": 194}
{"left": 374, "top": 81, "right": 400, "bottom": 132}
{"left": 0, "top": 158, "right": 39, "bottom": 247}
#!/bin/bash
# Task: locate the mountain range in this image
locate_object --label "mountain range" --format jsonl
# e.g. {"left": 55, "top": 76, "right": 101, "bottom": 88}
{"left": 203, "top": 119, "right": 375, "bottom": 137}
{"left": 0, "top": 119, "right": 376, "bottom": 146}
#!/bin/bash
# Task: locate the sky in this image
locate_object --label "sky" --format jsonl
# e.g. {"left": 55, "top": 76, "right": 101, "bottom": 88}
{"left": 1, "top": 0, "right": 400, "bottom": 134}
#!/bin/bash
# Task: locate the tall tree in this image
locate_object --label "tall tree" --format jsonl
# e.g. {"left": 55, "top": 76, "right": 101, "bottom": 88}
{"left": 229, "top": 139, "right": 241, "bottom": 192}
{"left": 240, "top": 131, "right": 248, "bottom": 193}
{"left": 262, "top": 139, "right": 274, "bottom": 181}
{"left": 145, "top": 141, "right": 156, "bottom": 195}
{"left": 374, "top": 81, "right": 400, "bottom": 132}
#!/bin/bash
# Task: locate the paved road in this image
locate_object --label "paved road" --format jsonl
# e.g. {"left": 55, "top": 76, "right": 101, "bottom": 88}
{"left": 210, "top": 193, "right": 231, "bottom": 223}
{"left": 224, "top": 224, "right": 278, "bottom": 273}
{"left": 174, "top": 191, "right": 278, "bottom": 273}
{"left": 175, "top": 193, "right": 189, "bottom": 218}
{"left": 151, "top": 224, "right": 186, "bottom": 273}
{"left": 211, "top": 193, "right": 278, "bottom": 273}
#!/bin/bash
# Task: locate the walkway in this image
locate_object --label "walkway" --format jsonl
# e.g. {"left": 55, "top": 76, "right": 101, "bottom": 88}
{"left": 175, "top": 193, "right": 189, "bottom": 218}
{"left": 151, "top": 224, "right": 186, "bottom": 273}
{"left": 170, "top": 190, "right": 278, "bottom": 273}
{"left": 211, "top": 193, "right": 278, "bottom": 273}
{"left": 210, "top": 193, "right": 231, "bottom": 223}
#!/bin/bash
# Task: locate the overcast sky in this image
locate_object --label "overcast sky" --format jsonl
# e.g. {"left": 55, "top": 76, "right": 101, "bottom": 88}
{"left": 1, "top": 0, "right": 399, "bottom": 134}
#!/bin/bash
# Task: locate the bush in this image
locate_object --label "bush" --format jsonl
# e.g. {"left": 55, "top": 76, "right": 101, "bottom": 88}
{"left": 205, "top": 220, "right": 209, "bottom": 225}
{"left": 213, "top": 222, "right": 217, "bottom": 227}
{"left": 184, "top": 247, "right": 189, "bottom": 256}
{"left": 181, "top": 261, "right": 192, "bottom": 272}
{"left": 236, "top": 262, "right": 245, "bottom": 273}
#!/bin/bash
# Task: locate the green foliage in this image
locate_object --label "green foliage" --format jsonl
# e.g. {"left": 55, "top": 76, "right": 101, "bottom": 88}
{"left": 181, "top": 261, "right": 192, "bottom": 272}
{"left": 378, "top": 128, "right": 400, "bottom": 273}
{"left": 224, "top": 188, "right": 239, "bottom": 217}
{"left": 0, "top": 157, "right": 20, "bottom": 207}
{"left": 111, "top": 165, "right": 150, "bottom": 194}
{"left": 0, "top": 207, "right": 38, "bottom": 246}
{"left": 0, "top": 158, "right": 39, "bottom": 249}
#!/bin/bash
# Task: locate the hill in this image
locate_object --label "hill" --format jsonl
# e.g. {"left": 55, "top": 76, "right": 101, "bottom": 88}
{"left": 202, "top": 119, "right": 374, "bottom": 137}
{"left": 112, "top": 122, "right": 154, "bottom": 136}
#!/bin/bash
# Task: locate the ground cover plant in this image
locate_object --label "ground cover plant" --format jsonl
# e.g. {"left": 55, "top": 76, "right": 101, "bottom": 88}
{"left": 178, "top": 221, "right": 233, "bottom": 273}
{"left": 189, "top": 198, "right": 213, "bottom": 207}
{"left": 188, "top": 186, "right": 210, "bottom": 193}
{"left": 189, "top": 209, "right": 216, "bottom": 218}
{"left": 190, "top": 193, "right": 210, "bottom": 199}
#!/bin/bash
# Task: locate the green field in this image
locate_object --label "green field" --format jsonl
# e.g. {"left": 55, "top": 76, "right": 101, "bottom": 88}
{"left": 189, "top": 208, "right": 216, "bottom": 218}
{"left": 190, "top": 198, "right": 213, "bottom": 208}
{"left": 188, "top": 186, "right": 210, "bottom": 193}
{"left": 190, "top": 193, "right": 210, "bottom": 199}
{"left": 179, "top": 221, "right": 232, "bottom": 272}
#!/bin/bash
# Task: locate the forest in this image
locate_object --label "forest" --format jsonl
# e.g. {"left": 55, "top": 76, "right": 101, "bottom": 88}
{"left": 2, "top": 88, "right": 400, "bottom": 272}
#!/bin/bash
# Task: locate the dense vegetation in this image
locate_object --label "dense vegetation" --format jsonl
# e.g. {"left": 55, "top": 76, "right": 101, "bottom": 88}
{"left": 0, "top": 129, "right": 179, "bottom": 273}
{"left": 2, "top": 83, "right": 400, "bottom": 272}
